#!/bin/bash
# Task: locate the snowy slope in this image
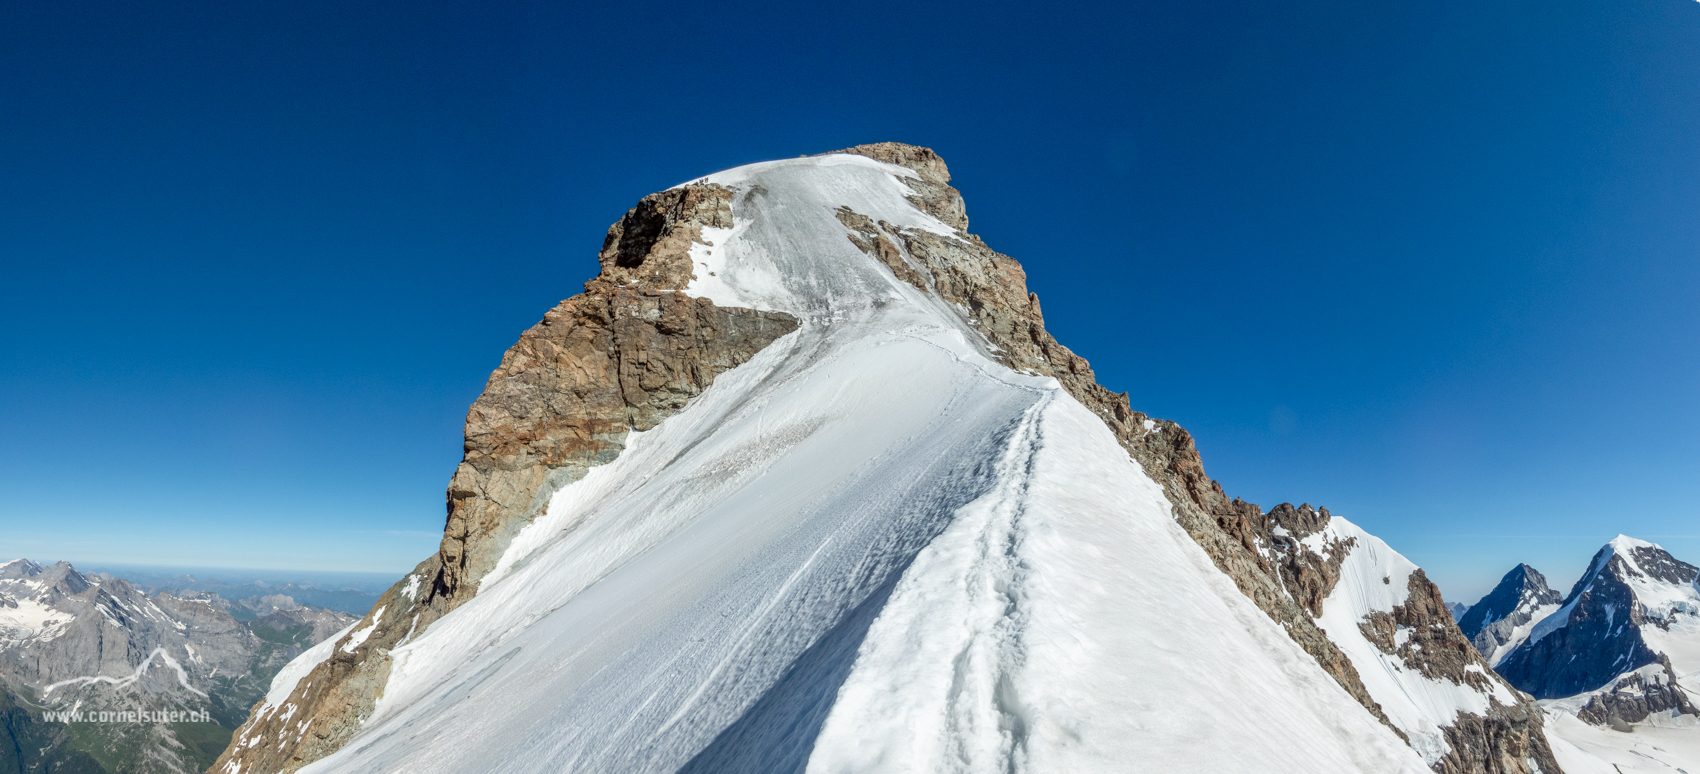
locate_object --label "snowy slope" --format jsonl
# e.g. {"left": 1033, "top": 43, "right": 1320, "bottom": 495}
{"left": 1543, "top": 710, "right": 1700, "bottom": 773}
{"left": 296, "top": 154, "right": 1426, "bottom": 773}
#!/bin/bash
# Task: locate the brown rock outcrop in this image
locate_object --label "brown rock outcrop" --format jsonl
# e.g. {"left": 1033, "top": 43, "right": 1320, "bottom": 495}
{"left": 1575, "top": 657, "right": 1698, "bottom": 728}
{"left": 1350, "top": 572, "right": 1562, "bottom": 773}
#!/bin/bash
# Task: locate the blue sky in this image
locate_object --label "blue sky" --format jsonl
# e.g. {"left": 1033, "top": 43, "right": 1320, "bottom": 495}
{"left": 2, "top": 0, "right": 1696, "bottom": 604}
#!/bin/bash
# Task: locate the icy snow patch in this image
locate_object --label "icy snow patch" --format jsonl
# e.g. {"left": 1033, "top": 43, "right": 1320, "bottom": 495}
{"left": 0, "top": 597, "right": 70, "bottom": 641}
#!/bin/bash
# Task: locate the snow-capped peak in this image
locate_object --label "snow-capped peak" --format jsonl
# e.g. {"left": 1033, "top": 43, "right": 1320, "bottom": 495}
{"left": 1608, "top": 533, "right": 1659, "bottom": 553}
{"left": 286, "top": 149, "right": 1430, "bottom": 774}
{"left": 1458, "top": 563, "right": 1563, "bottom": 668}
{"left": 1497, "top": 536, "right": 1700, "bottom": 705}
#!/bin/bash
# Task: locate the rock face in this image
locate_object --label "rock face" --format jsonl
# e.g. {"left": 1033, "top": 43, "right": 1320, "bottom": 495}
{"left": 1495, "top": 536, "right": 1700, "bottom": 712}
{"left": 216, "top": 143, "right": 1558, "bottom": 774}
{"left": 212, "top": 183, "right": 800, "bottom": 774}
{"left": 0, "top": 559, "right": 355, "bottom": 774}
{"left": 1572, "top": 659, "right": 1698, "bottom": 729}
{"left": 438, "top": 183, "right": 799, "bottom": 604}
{"left": 1457, "top": 564, "right": 1564, "bottom": 667}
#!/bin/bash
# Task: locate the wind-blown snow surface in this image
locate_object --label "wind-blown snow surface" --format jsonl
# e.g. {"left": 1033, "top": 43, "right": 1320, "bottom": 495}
{"left": 299, "top": 154, "right": 1425, "bottom": 773}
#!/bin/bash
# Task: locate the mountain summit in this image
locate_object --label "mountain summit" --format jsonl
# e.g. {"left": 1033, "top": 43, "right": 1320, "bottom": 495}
{"left": 1458, "top": 563, "right": 1564, "bottom": 666}
{"left": 1497, "top": 536, "right": 1700, "bottom": 699}
{"left": 1495, "top": 536, "right": 1700, "bottom": 732}
{"left": 215, "top": 144, "right": 1565, "bottom": 774}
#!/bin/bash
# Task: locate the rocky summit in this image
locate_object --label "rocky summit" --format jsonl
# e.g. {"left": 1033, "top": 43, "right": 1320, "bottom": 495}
{"left": 1457, "top": 564, "right": 1565, "bottom": 667}
{"left": 213, "top": 144, "right": 1606, "bottom": 774}
{"left": 1496, "top": 537, "right": 1700, "bottom": 701}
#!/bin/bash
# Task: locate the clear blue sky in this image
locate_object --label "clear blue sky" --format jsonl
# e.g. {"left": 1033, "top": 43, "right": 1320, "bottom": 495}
{"left": 3, "top": 0, "right": 1696, "bottom": 604}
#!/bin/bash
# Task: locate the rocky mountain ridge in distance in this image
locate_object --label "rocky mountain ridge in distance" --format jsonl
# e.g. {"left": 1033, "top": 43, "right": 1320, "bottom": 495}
{"left": 1494, "top": 537, "right": 1700, "bottom": 732}
{"left": 0, "top": 559, "right": 356, "bottom": 774}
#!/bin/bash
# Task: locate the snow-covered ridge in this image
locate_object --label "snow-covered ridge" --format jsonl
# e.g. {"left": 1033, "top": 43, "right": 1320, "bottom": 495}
{"left": 297, "top": 152, "right": 1430, "bottom": 773}
{"left": 1604, "top": 535, "right": 1700, "bottom": 623}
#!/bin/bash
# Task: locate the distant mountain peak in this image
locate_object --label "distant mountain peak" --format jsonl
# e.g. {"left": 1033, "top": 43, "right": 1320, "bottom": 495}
{"left": 0, "top": 558, "right": 358, "bottom": 773}
{"left": 1457, "top": 562, "right": 1563, "bottom": 667}
{"left": 0, "top": 558, "right": 44, "bottom": 579}
{"left": 1495, "top": 536, "right": 1700, "bottom": 708}
{"left": 1601, "top": 535, "right": 1699, "bottom": 587}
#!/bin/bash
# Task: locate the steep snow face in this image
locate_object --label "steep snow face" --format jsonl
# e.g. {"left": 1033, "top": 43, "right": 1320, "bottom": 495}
{"left": 299, "top": 154, "right": 1425, "bottom": 773}
{"left": 1307, "top": 519, "right": 1520, "bottom": 766}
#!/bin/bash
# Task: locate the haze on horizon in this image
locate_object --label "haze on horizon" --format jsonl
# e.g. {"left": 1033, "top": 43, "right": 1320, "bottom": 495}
{"left": 2, "top": 0, "right": 1697, "bottom": 606}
